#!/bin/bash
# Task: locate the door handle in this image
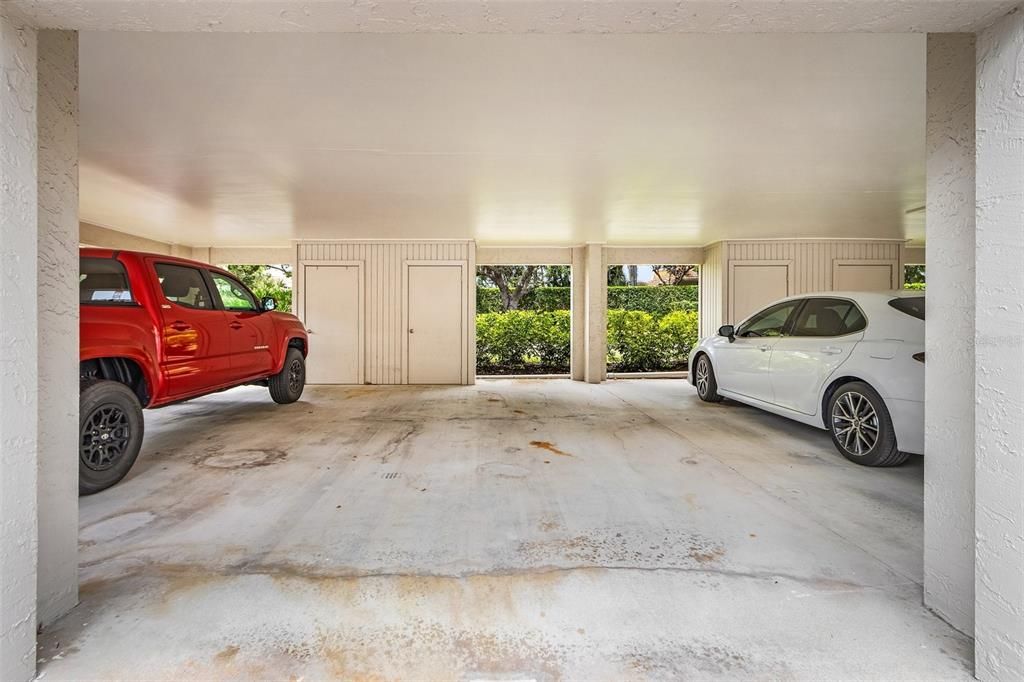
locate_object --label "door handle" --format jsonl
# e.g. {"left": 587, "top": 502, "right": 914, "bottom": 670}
{"left": 170, "top": 321, "right": 191, "bottom": 331}
{"left": 821, "top": 346, "right": 843, "bottom": 355}
{"left": 306, "top": 328, "right": 315, "bottom": 334}
{"left": 409, "top": 328, "right": 415, "bottom": 334}
{"left": 758, "top": 344, "right": 771, "bottom": 352}
{"left": 229, "top": 322, "right": 243, "bottom": 330}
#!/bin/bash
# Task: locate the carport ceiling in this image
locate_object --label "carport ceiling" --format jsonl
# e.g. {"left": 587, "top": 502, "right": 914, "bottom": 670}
{"left": 80, "top": 32, "right": 926, "bottom": 247}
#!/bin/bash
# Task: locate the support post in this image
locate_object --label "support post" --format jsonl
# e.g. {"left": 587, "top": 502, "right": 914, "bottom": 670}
{"left": 36, "top": 28, "right": 79, "bottom": 628}
{"left": 923, "top": 32, "right": 976, "bottom": 636}
{"left": 570, "top": 246, "right": 586, "bottom": 381}
{"left": 0, "top": 12, "right": 39, "bottom": 682}
{"left": 583, "top": 243, "right": 606, "bottom": 384}
{"left": 975, "top": 9, "right": 1024, "bottom": 680}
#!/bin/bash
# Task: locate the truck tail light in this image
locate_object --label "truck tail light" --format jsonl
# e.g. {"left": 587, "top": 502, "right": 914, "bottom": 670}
{"left": 912, "top": 352, "right": 925, "bottom": 363}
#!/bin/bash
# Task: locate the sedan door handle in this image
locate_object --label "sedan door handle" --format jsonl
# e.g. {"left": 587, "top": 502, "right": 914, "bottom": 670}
{"left": 821, "top": 346, "right": 843, "bottom": 355}
{"left": 170, "top": 321, "right": 191, "bottom": 331}
{"left": 229, "top": 321, "right": 243, "bottom": 330}
{"left": 758, "top": 344, "right": 771, "bottom": 352}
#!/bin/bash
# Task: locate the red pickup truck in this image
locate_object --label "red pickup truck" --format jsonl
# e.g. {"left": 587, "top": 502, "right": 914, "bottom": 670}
{"left": 79, "top": 249, "right": 309, "bottom": 494}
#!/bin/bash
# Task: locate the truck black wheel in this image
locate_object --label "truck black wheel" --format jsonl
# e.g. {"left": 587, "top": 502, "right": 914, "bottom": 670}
{"left": 79, "top": 380, "right": 145, "bottom": 495}
{"left": 269, "top": 348, "right": 305, "bottom": 404}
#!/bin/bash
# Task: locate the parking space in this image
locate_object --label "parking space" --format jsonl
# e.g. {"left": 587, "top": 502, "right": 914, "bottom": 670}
{"left": 39, "top": 380, "right": 962, "bottom": 680}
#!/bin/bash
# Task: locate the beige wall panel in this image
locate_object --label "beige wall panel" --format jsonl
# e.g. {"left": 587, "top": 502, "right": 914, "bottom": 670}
{"left": 79, "top": 221, "right": 175, "bottom": 255}
{"left": 604, "top": 246, "right": 704, "bottom": 265}
{"left": 210, "top": 246, "right": 294, "bottom": 265}
{"left": 833, "top": 261, "right": 898, "bottom": 291}
{"left": 729, "top": 262, "right": 791, "bottom": 323}
{"left": 476, "top": 246, "right": 571, "bottom": 265}
{"left": 297, "top": 241, "right": 472, "bottom": 385}
{"left": 699, "top": 242, "right": 726, "bottom": 339}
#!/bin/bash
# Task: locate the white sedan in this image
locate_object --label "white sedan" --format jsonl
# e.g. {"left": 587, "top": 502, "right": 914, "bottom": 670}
{"left": 689, "top": 291, "right": 925, "bottom": 466}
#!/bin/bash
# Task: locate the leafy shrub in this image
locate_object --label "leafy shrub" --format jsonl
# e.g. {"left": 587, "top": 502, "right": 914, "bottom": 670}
{"left": 606, "top": 309, "right": 666, "bottom": 372}
{"left": 476, "top": 310, "right": 571, "bottom": 372}
{"left": 533, "top": 310, "right": 571, "bottom": 367}
{"left": 658, "top": 310, "right": 699, "bottom": 362}
{"left": 904, "top": 282, "right": 926, "bottom": 291}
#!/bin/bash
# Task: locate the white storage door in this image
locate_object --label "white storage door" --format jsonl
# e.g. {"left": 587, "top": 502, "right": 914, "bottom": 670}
{"left": 729, "top": 263, "right": 791, "bottom": 324}
{"left": 303, "top": 265, "right": 362, "bottom": 384}
{"left": 407, "top": 265, "right": 463, "bottom": 384}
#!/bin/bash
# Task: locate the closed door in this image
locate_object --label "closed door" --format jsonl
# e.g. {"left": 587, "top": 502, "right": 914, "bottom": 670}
{"left": 304, "top": 265, "right": 362, "bottom": 384}
{"left": 730, "top": 263, "right": 790, "bottom": 324}
{"left": 208, "top": 270, "right": 275, "bottom": 379}
{"left": 152, "top": 261, "right": 233, "bottom": 397}
{"left": 769, "top": 298, "right": 866, "bottom": 414}
{"left": 716, "top": 299, "right": 801, "bottom": 402}
{"left": 833, "top": 263, "right": 894, "bottom": 291}
{"left": 408, "top": 265, "right": 463, "bottom": 384}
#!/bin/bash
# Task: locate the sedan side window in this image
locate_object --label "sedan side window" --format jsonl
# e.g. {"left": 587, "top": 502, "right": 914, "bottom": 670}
{"left": 210, "top": 272, "right": 259, "bottom": 312}
{"left": 791, "top": 298, "right": 866, "bottom": 337}
{"left": 155, "top": 263, "right": 214, "bottom": 309}
{"left": 736, "top": 301, "right": 800, "bottom": 338}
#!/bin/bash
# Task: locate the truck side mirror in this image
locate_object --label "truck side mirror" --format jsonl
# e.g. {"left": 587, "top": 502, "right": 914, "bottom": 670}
{"left": 261, "top": 296, "right": 277, "bottom": 312}
{"left": 718, "top": 324, "right": 736, "bottom": 342}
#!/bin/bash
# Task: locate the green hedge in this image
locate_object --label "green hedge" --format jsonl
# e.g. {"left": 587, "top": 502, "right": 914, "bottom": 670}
{"left": 904, "top": 282, "right": 926, "bottom": 291}
{"left": 477, "top": 285, "right": 697, "bottom": 315}
{"left": 477, "top": 310, "right": 571, "bottom": 372}
{"left": 476, "top": 308, "right": 699, "bottom": 373}
{"left": 607, "top": 309, "right": 699, "bottom": 372}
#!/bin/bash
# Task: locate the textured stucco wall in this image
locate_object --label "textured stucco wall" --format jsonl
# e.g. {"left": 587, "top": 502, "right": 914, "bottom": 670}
{"left": 36, "top": 28, "right": 78, "bottom": 628}
{"left": 923, "top": 32, "right": 976, "bottom": 637}
{"left": 975, "top": 8, "right": 1024, "bottom": 680}
{"left": 0, "top": 11, "right": 38, "bottom": 682}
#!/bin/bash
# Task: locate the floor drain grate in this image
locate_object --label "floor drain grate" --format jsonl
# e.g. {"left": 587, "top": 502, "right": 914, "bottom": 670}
{"left": 382, "top": 472, "right": 400, "bottom": 479}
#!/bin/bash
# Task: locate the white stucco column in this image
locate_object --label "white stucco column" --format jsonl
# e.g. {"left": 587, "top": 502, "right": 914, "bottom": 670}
{"left": 0, "top": 11, "right": 39, "bottom": 682}
{"left": 975, "top": 9, "right": 1024, "bottom": 680}
{"left": 923, "top": 32, "right": 976, "bottom": 636}
{"left": 570, "top": 246, "right": 586, "bottom": 381}
{"left": 583, "top": 243, "right": 606, "bottom": 384}
{"left": 36, "top": 29, "right": 79, "bottom": 628}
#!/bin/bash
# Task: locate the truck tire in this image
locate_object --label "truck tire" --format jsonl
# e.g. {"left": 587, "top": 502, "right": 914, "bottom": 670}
{"left": 269, "top": 348, "right": 305, "bottom": 404}
{"left": 79, "top": 380, "right": 145, "bottom": 495}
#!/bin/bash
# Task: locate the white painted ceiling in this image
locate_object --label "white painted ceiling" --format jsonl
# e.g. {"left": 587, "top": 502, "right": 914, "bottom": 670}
{"left": 80, "top": 32, "right": 926, "bottom": 247}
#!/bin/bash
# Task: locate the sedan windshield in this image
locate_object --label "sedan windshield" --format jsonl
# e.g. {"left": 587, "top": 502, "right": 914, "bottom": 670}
{"left": 888, "top": 296, "right": 925, "bottom": 320}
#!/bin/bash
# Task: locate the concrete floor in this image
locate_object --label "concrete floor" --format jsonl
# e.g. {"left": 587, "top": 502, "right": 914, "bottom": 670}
{"left": 39, "top": 379, "right": 969, "bottom": 680}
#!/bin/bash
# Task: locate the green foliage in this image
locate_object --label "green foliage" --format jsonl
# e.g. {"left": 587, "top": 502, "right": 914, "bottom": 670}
{"left": 477, "top": 285, "right": 697, "bottom": 316}
{"left": 606, "top": 310, "right": 664, "bottom": 371}
{"left": 607, "top": 286, "right": 697, "bottom": 316}
{"left": 605, "top": 309, "right": 699, "bottom": 372}
{"left": 904, "top": 264, "right": 926, "bottom": 285}
{"left": 607, "top": 266, "right": 628, "bottom": 286}
{"left": 658, "top": 310, "right": 700, "bottom": 361}
{"left": 226, "top": 264, "right": 293, "bottom": 313}
{"left": 904, "top": 282, "right": 926, "bottom": 291}
{"left": 476, "top": 310, "right": 571, "bottom": 372}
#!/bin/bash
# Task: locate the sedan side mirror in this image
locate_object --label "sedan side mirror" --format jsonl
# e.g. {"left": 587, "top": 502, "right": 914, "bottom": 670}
{"left": 260, "top": 296, "right": 277, "bottom": 312}
{"left": 718, "top": 324, "right": 736, "bottom": 342}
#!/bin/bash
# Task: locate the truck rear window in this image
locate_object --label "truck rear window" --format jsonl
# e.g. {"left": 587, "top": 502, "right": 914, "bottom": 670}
{"left": 888, "top": 296, "right": 925, "bottom": 320}
{"left": 80, "top": 257, "right": 134, "bottom": 305}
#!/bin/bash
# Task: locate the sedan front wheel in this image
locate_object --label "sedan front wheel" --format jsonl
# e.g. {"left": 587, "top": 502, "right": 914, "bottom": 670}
{"left": 694, "top": 354, "right": 723, "bottom": 403}
{"left": 827, "top": 381, "right": 908, "bottom": 467}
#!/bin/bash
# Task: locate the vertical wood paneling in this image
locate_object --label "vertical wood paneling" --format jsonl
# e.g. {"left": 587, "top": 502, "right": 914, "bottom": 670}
{"left": 719, "top": 240, "right": 901, "bottom": 296}
{"left": 297, "top": 241, "right": 473, "bottom": 385}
